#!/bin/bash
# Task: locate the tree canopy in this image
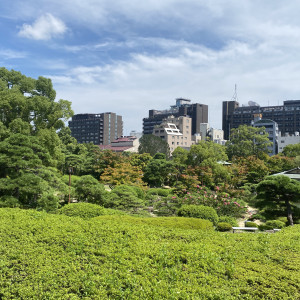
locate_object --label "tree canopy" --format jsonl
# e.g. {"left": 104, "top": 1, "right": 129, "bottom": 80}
{"left": 138, "top": 134, "right": 170, "bottom": 158}
{"left": 256, "top": 175, "right": 300, "bottom": 225}
{"left": 226, "top": 125, "right": 271, "bottom": 160}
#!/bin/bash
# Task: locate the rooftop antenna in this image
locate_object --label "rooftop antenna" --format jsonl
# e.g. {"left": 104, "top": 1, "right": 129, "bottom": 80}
{"left": 231, "top": 84, "right": 238, "bottom": 102}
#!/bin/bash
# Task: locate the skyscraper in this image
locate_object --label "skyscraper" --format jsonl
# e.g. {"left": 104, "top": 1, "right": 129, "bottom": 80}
{"left": 68, "top": 112, "right": 123, "bottom": 145}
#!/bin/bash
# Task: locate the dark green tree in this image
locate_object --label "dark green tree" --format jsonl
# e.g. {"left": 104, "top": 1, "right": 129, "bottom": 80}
{"left": 226, "top": 125, "right": 272, "bottom": 160}
{"left": 256, "top": 175, "right": 300, "bottom": 225}
{"left": 138, "top": 134, "right": 170, "bottom": 158}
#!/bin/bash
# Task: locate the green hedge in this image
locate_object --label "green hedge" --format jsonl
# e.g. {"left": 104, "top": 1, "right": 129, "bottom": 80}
{"left": 57, "top": 202, "right": 126, "bottom": 219}
{"left": 0, "top": 208, "right": 299, "bottom": 299}
{"left": 216, "top": 222, "right": 232, "bottom": 232}
{"left": 177, "top": 204, "right": 219, "bottom": 225}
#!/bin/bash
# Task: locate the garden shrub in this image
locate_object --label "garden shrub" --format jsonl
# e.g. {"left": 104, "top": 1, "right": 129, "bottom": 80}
{"left": 103, "top": 185, "right": 146, "bottom": 213}
{"left": 177, "top": 204, "right": 219, "bottom": 225}
{"left": 262, "top": 220, "right": 286, "bottom": 230}
{"left": 146, "top": 188, "right": 171, "bottom": 199}
{"left": 0, "top": 196, "right": 20, "bottom": 208}
{"left": 0, "top": 208, "right": 300, "bottom": 299}
{"left": 245, "top": 221, "right": 258, "bottom": 228}
{"left": 176, "top": 186, "right": 247, "bottom": 218}
{"left": 57, "top": 203, "right": 106, "bottom": 219}
{"left": 218, "top": 216, "right": 238, "bottom": 227}
{"left": 216, "top": 222, "right": 232, "bottom": 232}
{"left": 74, "top": 175, "right": 107, "bottom": 204}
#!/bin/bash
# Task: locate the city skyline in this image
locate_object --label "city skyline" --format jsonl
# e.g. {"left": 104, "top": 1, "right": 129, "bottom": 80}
{"left": 1, "top": 1, "right": 300, "bottom": 134}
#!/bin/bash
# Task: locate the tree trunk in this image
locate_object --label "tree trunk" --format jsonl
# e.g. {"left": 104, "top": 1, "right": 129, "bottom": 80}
{"left": 285, "top": 199, "right": 294, "bottom": 226}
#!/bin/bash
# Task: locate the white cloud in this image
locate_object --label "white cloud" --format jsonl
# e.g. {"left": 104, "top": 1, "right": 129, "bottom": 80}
{"left": 0, "top": 49, "right": 27, "bottom": 59}
{"left": 18, "top": 13, "right": 67, "bottom": 40}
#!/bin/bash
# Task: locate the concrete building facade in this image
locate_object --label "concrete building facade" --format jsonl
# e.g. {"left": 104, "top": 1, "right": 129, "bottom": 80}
{"left": 143, "top": 98, "right": 208, "bottom": 136}
{"left": 152, "top": 116, "right": 199, "bottom": 153}
{"left": 278, "top": 132, "right": 300, "bottom": 153}
{"left": 222, "top": 100, "right": 300, "bottom": 140}
{"left": 69, "top": 112, "right": 123, "bottom": 145}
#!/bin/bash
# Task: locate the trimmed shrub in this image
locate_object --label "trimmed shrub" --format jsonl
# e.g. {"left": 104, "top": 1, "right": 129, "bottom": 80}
{"left": 216, "top": 222, "right": 232, "bottom": 232}
{"left": 97, "top": 216, "right": 214, "bottom": 231}
{"left": 146, "top": 188, "right": 171, "bottom": 199}
{"left": 57, "top": 203, "right": 106, "bottom": 219}
{"left": 265, "top": 220, "right": 286, "bottom": 229}
{"left": 245, "top": 221, "right": 258, "bottom": 228}
{"left": 177, "top": 205, "right": 219, "bottom": 225}
{"left": 218, "top": 216, "right": 238, "bottom": 227}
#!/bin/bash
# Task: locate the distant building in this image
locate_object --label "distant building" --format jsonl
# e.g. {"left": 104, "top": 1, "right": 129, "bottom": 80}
{"left": 143, "top": 98, "right": 208, "bottom": 136}
{"left": 129, "top": 130, "right": 143, "bottom": 139}
{"left": 152, "top": 115, "right": 200, "bottom": 153}
{"left": 69, "top": 113, "right": 123, "bottom": 145}
{"left": 252, "top": 116, "right": 279, "bottom": 156}
{"left": 222, "top": 100, "right": 300, "bottom": 140}
{"left": 278, "top": 131, "right": 300, "bottom": 153}
{"left": 99, "top": 136, "right": 139, "bottom": 153}
{"left": 200, "top": 123, "right": 226, "bottom": 145}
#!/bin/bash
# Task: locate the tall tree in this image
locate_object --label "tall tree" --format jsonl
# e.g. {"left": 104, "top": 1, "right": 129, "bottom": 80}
{"left": 226, "top": 125, "right": 271, "bottom": 160}
{"left": 187, "top": 141, "right": 228, "bottom": 166}
{"left": 138, "top": 134, "right": 170, "bottom": 158}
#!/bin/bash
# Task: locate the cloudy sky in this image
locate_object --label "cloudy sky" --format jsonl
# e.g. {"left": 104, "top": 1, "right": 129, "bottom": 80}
{"left": 1, "top": 1, "right": 300, "bottom": 134}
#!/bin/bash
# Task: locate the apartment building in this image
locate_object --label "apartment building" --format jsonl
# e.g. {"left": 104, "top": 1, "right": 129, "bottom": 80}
{"left": 152, "top": 115, "right": 200, "bottom": 153}
{"left": 143, "top": 98, "right": 208, "bottom": 136}
{"left": 68, "top": 112, "right": 123, "bottom": 145}
{"left": 222, "top": 100, "right": 300, "bottom": 140}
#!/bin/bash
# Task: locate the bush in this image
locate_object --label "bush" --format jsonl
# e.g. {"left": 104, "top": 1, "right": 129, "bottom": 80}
{"left": 265, "top": 220, "right": 286, "bottom": 229}
{"left": 244, "top": 221, "right": 258, "bottom": 228}
{"left": 74, "top": 175, "right": 106, "bottom": 204}
{"left": 57, "top": 203, "right": 106, "bottom": 219}
{"left": 0, "top": 196, "right": 20, "bottom": 208}
{"left": 99, "top": 216, "right": 214, "bottom": 231}
{"left": 177, "top": 205, "right": 219, "bottom": 225}
{"left": 216, "top": 222, "right": 232, "bottom": 232}
{"left": 146, "top": 188, "right": 171, "bottom": 199}
{"left": 103, "top": 185, "right": 146, "bottom": 213}
{"left": 218, "top": 216, "right": 238, "bottom": 227}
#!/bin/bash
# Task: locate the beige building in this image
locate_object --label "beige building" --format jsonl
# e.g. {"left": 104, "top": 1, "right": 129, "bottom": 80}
{"left": 153, "top": 116, "right": 200, "bottom": 153}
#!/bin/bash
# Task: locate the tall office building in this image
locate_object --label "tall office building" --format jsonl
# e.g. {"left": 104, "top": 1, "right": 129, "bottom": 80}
{"left": 143, "top": 98, "right": 208, "bottom": 135}
{"left": 68, "top": 112, "right": 123, "bottom": 145}
{"left": 222, "top": 100, "right": 300, "bottom": 140}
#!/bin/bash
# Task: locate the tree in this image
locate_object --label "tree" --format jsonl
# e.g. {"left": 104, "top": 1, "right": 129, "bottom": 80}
{"left": 256, "top": 175, "right": 300, "bottom": 225}
{"left": 138, "top": 134, "right": 170, "bottom": 158}
{"left": 0, "top": 133, "right": 66, "bottom": 210}
{"left": 100, "top": 162, "right": 145, "bottom": 187}
{"left": 187, "top": 141, "right": 227, "bottom": 167}
{"left": 74, "top": 175, "right": 106, "bottom": 204}
{"left": 282, "top": 143, "right": 300, "bottom": 157}
{"left": 226, "top": 125, "right": 272, "bottom": 160}
{"left": 143, "top": 156, "right": 178, "bottom": 187}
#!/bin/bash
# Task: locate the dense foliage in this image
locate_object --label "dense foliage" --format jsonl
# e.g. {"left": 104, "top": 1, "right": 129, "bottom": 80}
{"left": 0, "top": 208, "right": 299, "bottom": 299}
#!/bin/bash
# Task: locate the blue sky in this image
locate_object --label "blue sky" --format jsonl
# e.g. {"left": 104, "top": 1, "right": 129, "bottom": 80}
{"left": 1, "top": 1, "right": 300, "bottom": 134}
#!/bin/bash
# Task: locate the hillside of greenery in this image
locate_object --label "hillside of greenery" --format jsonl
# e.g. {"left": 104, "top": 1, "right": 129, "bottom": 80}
{"left": 0, "top": 208, "right": 299, "bottom": 299}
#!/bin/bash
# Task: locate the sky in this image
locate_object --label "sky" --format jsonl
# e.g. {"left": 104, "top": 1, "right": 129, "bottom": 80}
{"left": 1, "top": 1, "right": 300, "bottom": 135}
